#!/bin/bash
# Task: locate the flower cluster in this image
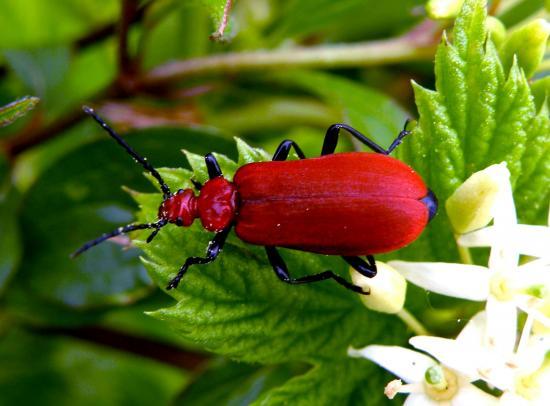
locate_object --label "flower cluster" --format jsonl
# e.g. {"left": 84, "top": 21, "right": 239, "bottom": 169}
{"left": 350, "top": 163, "right": 550, "bottom": 405}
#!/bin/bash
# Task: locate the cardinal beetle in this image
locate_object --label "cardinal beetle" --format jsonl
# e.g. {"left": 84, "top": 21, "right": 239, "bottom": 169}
{"left": 72, "top": 106, "right": 437, "bottom": 294}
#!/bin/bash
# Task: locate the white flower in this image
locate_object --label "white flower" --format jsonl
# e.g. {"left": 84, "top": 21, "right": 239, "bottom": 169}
{"left": 409, "top": 311, "right": 550, "bottom": 404}
{"left": 348, "top": 343, "right": 498, "bottom": 404}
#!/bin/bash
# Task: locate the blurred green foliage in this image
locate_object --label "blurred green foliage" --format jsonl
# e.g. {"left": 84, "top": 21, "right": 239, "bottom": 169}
{"left": 0, "top": 0, "right": 547, "bottom": 405}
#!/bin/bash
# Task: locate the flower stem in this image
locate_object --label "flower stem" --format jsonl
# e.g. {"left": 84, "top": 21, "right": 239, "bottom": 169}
{"left": 457, "top": 244, "right": 473, "bottom": 265}
{"left": 141, "top": 20, "right": 439, "bottom": 86}
{"left": 396, "top": 308, "right": 429, "bottom": 336}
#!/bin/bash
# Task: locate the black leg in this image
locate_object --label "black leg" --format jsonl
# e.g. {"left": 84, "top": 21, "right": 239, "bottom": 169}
{"left": 146, "top": 219, "right": 168, "bottom": 243}
{"left": 71, "top": 220, "right": 166, "bottom": 258}
{"left": 321, "top": 121, "right": 411, "bottom": 156}
{"left": 205, "top": 153, "right": 222, "bottom": 179}
{"left": 343, "top": 255, "right": 377, "bottom": 278}
{"left": 272, "top": 140, "right": 306, "bottom": 161}
{"left": 265, "top": 247, "right": 369, "bottom": 295}
{"left": 191, "top": 179, "right": 202, "bottom": 190}
{"left": 166, "top": 227, "right": 231, "bottom": 290}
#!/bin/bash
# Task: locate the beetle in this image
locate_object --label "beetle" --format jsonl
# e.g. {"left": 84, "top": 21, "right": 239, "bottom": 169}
{"left": 72, "top": 106, "right": 437, "bottom": 294}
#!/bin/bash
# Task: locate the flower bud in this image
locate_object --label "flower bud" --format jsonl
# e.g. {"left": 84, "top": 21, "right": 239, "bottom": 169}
{"left": 499, "top": 19, "right": 550, "bottom": 78}
{"left": 426, "top": 0, "right": 464, "bottom": 20}
{"left": 350, "top": 261, "right": 406, "bottom": 314}
{"left": 445, "top": 163, "right": 510, "bottom": 234}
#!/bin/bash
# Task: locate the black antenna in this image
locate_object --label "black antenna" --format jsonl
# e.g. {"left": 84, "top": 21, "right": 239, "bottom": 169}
{"left": 71, "top": 220, "right": 167, "bottom": 258}
{"left": 83, "top": 106, "right": 172, "bottom": 199}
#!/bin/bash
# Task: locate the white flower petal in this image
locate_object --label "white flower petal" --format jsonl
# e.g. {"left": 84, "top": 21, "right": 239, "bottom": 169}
{"left": 505, "top": 225, "right": 550, "bottom": 258}
{"left": 516, "top": 333, "right": 550, "bottom": 373}
{"left": 490, "top": 164, "right": 516, "bottom": 227}
{"left": 456, "top": 311, "right": 486, "bottom": 347}
{"left": 459, "top": 225, "right": 550, "bottom": 259}
{"left": 451, "top": 383, "right": 499, "bottom": 405}
{"left": 409, "top": 336, "right": 482, "bottom": 381}
{"left": 514, "top": 296, "right": 550, "bottom": 328}
{"left": 518, "top": 257, "right": 550, "bottom": 273}
{"left": 499, "top": 391, "right": 530, "bottom": 406}
{"left": 485, "top": 296, "right": 517, "bottom": 356}
{"left": 458, "top": 227, "right": 498, "bottom": 247}
{"left": 348, "top": 345, "right": 434, "bottom": 383}
{"left": 404, "top": 393, "right": 440, "bottom": 406}
{"left": 513, "top": 260, "right": 550, "bottom": 292}
{"left": 458, "top": 228, "right": 520, "bottom": 272}
{"left": 389, "top": 261, "right": 490, "bottom": 300}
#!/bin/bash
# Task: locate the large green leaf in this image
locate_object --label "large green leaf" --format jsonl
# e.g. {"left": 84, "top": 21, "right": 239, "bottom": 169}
{"left": 397, "top": 0, "right": 550, "bottom": 262}
{"left": 16, "top": 127, "right": 234, "bottom": 308}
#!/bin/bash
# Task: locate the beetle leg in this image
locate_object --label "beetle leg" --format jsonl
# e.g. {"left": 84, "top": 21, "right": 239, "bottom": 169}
{"left": 191, "top": 179, "right": 203, "bottom": 190}
{"left": 166, "top": 227, "right": 231, "bottom": 290}
{"left": 321, "top": 122, "right": 411, "bottom": 155}
{"left": 272, "top": 140, "right": 306, "bottom": 161}
{"left": 265, "top": 247, "right": 369, "bottom": 295}
{"left": 342, "top": 255, "right": 377, "bottom": 278}
{"left": 205, "top": 153, "right": 223, "bottom": 179}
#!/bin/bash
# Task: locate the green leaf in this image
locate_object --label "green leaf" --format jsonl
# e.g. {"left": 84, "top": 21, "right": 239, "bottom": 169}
{"left": 5, "top": 47, "right": 70, "bottom": 105}
{"left": 267, "top": 0, "right": 423, "bottom": 44}
{"left": 16, "top": 127, "right": 234, "bottom": 308}
{"left": 235, "top": 137, "right": 271, "bottom": 166}
{"left": 181, "top": 148, "right": 237, "bottom": 184}
{"left": 0, "top": 0, "right": 119, "bottom": 48}
{"left": 0, "top": 329, "right": 186, "bottom": 405}
{"left": 498, "top": 18, "right": 550, "bottom": 79}
{"left": 253, "top": 358, "right": 391, "bottom": 405}
{"left": 0, "top": 96, "right": 39, "bottom": 127}
{"left": 497, "top": 0, "right": 546, "bottom": 27}
{"left": 531, "top": 76, "right": 550, "bottom": 110}
{"left": 398, "top": 0, "right": 550, "bottom": 262}
{"left": 142, "top": 1, "right": 210, "bottom": 69}
{"left": 0, "top": 190, "right": 22, "bottom": 294}
{"left": 270, "top": 70, "right": 408, "bottom": 148}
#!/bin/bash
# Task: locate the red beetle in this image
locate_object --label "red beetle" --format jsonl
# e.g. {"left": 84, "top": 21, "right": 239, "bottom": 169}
{"left": 73, "top": 107, "right": 437, "bottom": 294}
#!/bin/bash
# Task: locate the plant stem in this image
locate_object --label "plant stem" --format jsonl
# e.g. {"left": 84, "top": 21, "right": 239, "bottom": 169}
{"left": 142, "top": 20, "right": 439, "bottom": 86}
{"left": 396, "top": 308, "right": 429, "bottom": 336}
{"left": 454, "top": 233, "right": 474, "bottom": 264}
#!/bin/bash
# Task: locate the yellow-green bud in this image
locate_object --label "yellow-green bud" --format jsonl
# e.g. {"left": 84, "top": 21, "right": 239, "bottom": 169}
{"left": 445, "top": 163, "right": 509, "bottom": 234}
{"left": 499, "top": 18, "right": 550, "bottom": 78}
{"left": 350, "top": 261, "right": 406, "bottom": 314}
{"left": 426, "top": 0, "right": 464, "bottom": 20}
{"left": 487, "top": 16, "right": 507, "bottom": 48}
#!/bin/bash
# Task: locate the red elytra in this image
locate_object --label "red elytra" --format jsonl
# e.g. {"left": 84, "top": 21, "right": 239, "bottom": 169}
{"left": 234, "top": 152, "right": 429, "bottom": 255}
{"left": 73, "top": 109, "right": 437, "bottom": 295}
